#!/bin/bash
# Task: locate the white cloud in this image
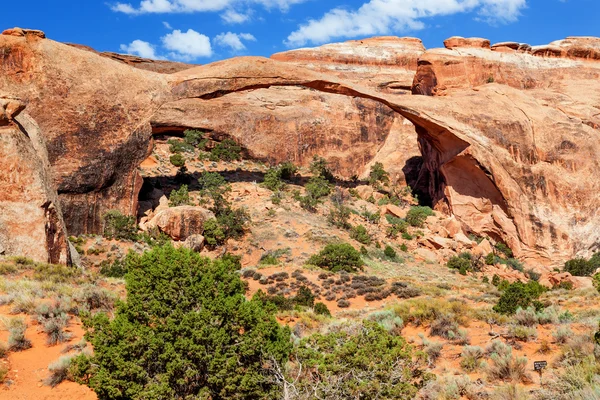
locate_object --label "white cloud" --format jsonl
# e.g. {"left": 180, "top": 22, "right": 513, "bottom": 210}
{"left": 162, "top": 29, "right": 213, "bottom": 60}
{"left": 221, "top": 8, "right": 250, "bottom": 24}
{"left": 112, "top": 0, "right": 307, "bottom": 14}
{"left": 162, "top": 21, "right": 173, "bottom": 29}
{"left": 119, "top": 39, "right": 161, "bottom": 59}
{"left": 214, "top": 32, "right": 256, "bottom": 51}
{"left": 286, "top": 0, "right": 527, "bottom": 46}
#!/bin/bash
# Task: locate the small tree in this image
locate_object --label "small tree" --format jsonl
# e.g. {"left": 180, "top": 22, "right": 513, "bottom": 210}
{"left": 210, "top": 139, "right": 241, "bottom": 161}
{"left": 406, "top": 206, "right": 434, "bottom": 228}
{"left": 103, "top": 210, "right": 138, "bottom": 241}
{"left": 308, "top": 243, "right": 363, "bottom": 273}
{"left": 183, "top": 129, "right": 207, "bottom": 149}
{"left": 168, "top": 185, "right": 190, "bottom": 207}
{"left": 75, "top": 246, "right": 291, "bottom": 399}
{"left": 350, "top": 225, "right": 372, "bottom": 245}
{"left": 309, "top": 155, "right": 334, "bottom": 182}
{"left": 169, "top": 154, "right": 186, "bottom": 168}
{"left": 368, "top": 162, "right": 390, "bottom": 188}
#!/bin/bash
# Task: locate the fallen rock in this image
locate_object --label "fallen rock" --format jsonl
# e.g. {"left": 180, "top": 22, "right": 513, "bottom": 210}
{"left": 146, "top": 206, "right": 215, "bottom": 241}
{"left": 2, "top": 27, "right": 46, "bottom": 38}
{"left": 444, "top": 36, "right": 491, "bottom": 49}
{"left": 473, "top": 239, "right": 493, "bottom": 256}
{"left": 539, "top": 272, "right": 592, "bottom": 290}
{"left": 384, "top": 204, "right": 407, "bottom": 219}
{"left": 183, "top": 234, "right": 205, "bottom": 252}
{"left": 454, "top": 233, "right": 475, "bottom": 248}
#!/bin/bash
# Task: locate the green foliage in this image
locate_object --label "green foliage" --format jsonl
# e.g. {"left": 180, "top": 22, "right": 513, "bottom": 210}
{"left": 492, "top": 274, "right": 501, "bottom": 286}
{"left": 308, "top": 243, "right": 364, "bottom": 273}
{"left": 447, "top": 252, "right": 480, "bottom": 275}
{"left": 402, "top": 232, "right": 413, "bottom": 240}
{"left": 169, "top": 153, "right": 186, "bottom": 168}
{"left": 103, "top": 210, "right": 138, "bottom": 241}
{"left": 298, "top": 176, "right": 332, "bottom": 212}
{"left": 99, "top": 259, "right": 127, "bottom": 278}
{"left": 485, "top": 252, "right": 495, "bottom": 265}
{"left": 167, "top": 139, "right": 194, "bottom": 154}
{"left": 360, "top": 207, "right": 380, "bottom": 225}
{"left": 493, "top": 281, "right": 547, "bottom": 315}
{"left": 209, "top": 139, "right": 242, "bottom": 162}
{"left": 313, "top": 302, "right": 331, "bottom": 317}
{"left": 262, "top": 162, "right": 297, "bottom": 192}
{"left": 593, "top": 273, "right": 600, "bottom": 293}
{"left": 399, "top": 243, "right": 408, "bottom": 252}
{"left": 309, "top": 155, "right": 335, "bottom": 182}
{"left": 203, "top": 219, "right": 225, "bottom": 248}
{"left": 168, "top": 185, "right": 190, "bottom": 207}
{"left": 350, "top": 225, "right": 372, "bottom": 245}
{"left": 368, "top": 162, "right": 389, "bottom": 188}
{"left": 77, "top": 246, "right": 291, "bottom": 399}
{"left": 290, "top": 321, "right": 423, "bottom": 399}
{"left": 564, "top": 255, "right": 599, "bottom": 277}
{"left": 294, "top": 286, "right": 315, "bottom": 308}
{"left": 327, "top": 204, "right": 351, "bottom": 230}
{"left": 385, "top": 215, "right": 409, "bottom": 239}
{"left": 183, "top": 129, "right": 207, "bottom": 149}
{"left": 495, "top": 242, "right": 513, "bottom": 258}
{"left": 384, "top": 245, "right": 397, "bottom": 259}
{"left": 405, "top": 206, "right": 434, "bottom": 228}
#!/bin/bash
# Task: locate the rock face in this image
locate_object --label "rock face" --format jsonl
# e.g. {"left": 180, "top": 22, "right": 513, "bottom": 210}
{"left": 2, "top": 28, "right": 600, "bottom": 269}
{"left": 146, "top": 206, "right": 215, "bottom": 241}
{"left": 0, "top": 96, "right": 71, "bottom": 264}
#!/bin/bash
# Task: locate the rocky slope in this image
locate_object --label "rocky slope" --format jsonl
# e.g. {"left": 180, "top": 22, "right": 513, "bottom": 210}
{"left": 1, "top": 27, "right": 599, "bottom": 268}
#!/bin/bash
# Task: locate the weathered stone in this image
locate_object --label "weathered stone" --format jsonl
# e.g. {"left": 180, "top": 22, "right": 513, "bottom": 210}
{"left": 183, "top": 234, "right": 205, "bottom": 252}
{"left": 146, "top": 206, "right": 215, "bottom": 241}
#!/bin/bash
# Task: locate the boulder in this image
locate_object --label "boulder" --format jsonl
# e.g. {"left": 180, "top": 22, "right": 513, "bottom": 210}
{"left": 441, "top": 217, "right": 463, "bottom": 237}
{"left": 539, "top": 272, "right": 592, "bottom": 290}
{"left": 384, "top": 204, "right": 407, "bottom": 219}
{"left": 2, "top": 27, "right": 46, "bottom": 38}
{"left": 183, "top": 234, "right": 205, "bottom": 252}
{"left": 146, "top": 206, "right": 215, "bottom": 241}
{"left": 443, "top": 37, "right": 491, "bottom": 49}
{"left": 473, "top": 239, "right": 493, "bottom": 256}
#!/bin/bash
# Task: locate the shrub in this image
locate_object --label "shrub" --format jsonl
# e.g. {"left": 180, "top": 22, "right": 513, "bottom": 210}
{"left": 76, "top": 245, "right": 291, "bottom": 399}
{"left": 209, "top": 139, "right": 241, "bottom": 161}
{"left": 167, "top": 138, "right": 194, "bottom": 154}
{"left": 564, "top": 257, "right": 597, "bottom": 277}
{"left": 293, "top": 286, "right": 315, "bottom": 308}
{"left": 290, "top": 321, "right": 424, "bottom": 399}
{"left": 203, "top": 219, "right": 226, "bottom": 248}
{"left": 7, "top": 317, "right": 31, "bottom": 351}
{"left": 485, "top": 252, "right": 496, "bottom": 265}
{"left": 305, "top": 176, "right": 332, "bottom": 199}
{"left": 337, "top": 299, "right": 350, "bottom": 308}
{"left": 405, "top": 206, "right": 434, "bottom": 228}
{"left": 45, "top": 355, "right": 75, "bottom": 387}
{"left": 99, "top": 259, "right": 127, "bottom": 278}
{"left": 309, "top": 155, "right": 334, "bottom": 182}
{"left": 327, "top": 204, "right": 351, "bottom": 230}
{"left": 103, "top": 210, "right": 138, "bottom": 241}
{"left": 75, "top": 285, "right": 115, "bottom": 312}
{"left": 169, "top": 153, "right": 186, "bottom": 168}
{"left": 593, "top": 273, "right": 600, "bottom": 293}
{"left": 168, "top": 185, "right": 190, "bottom": 207}
{"left": 423, "top": 340, "right": 444, "bottom": 365}
{"left": 263, "top": 167, "right": 285, "bottom": 192}
{"left": 367, "top": 310, "right": 403, "bottom": 333}
{"left": 487, "top": 349, "right": 529, "bottom": 383}
{"left": 183, "top": 129, "right": 206, "bottom": 149}
{"left": 430, "top": 315, "right": 460, "bottom": 339}
{"left": 350, "top": 225, "right": 371, "bottom": 245}
{"left": 514, "top": 306, "right": 538, "bottom": 327}
{"left": 399, "top": 243, "right": 408, "bottom": 252}
{"left": 493, "top": 281, "right": 547, "bottom": 315}
{"left": 385, "top": 215, "right": 408, "bottom": 239}
{"left": 495, "top": 242, "right": 513, "bottom": 258}
{"left": 361, "top": 207, "right": 380, "bottom": 224}
{"left": 508, "top": 325, "right": 538, "bottom": 342}
{"left": 313, "top": 302, "right": 331, "bottom": 317}
{"left": 492, "top": 274, "right": 501, "bottom": 286}
{"left": 446, "top": 254, "right": 472, "bottom": 275}
{"left": 43, "top": 315, "right": 72, "bottom": 345}
{"left": 384, "top": 245, "right": 397, "bottom": 259}
{"left": 552, "top": 326, "right": 573, "bottom": 344}
{"left": 308, "top": 243, "right": 364, "bottom": 273}
{"left": 368, "top": 162, "right": 389, "bottom": 188}
{"left": 460, "top": 346, "right": 484, "bottom": 372}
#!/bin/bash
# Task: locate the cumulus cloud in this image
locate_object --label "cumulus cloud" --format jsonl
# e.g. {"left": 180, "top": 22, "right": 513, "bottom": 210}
{"left": 214, "top": 32, "right": 256, "bottom": 51}
{"left": 162, "top": 29, "right": 213, "bottom": 60}
{"left": 120, "top": 39, "right": 161, "bottom": 59}
{"left": 221, "top": 8, "right": 250, "bottom": 24}
{"left": 286, "top": 0, "right": 527, "bottom": 46}
{"left": 112, "top": 0, "right": 307, "bottom": 14}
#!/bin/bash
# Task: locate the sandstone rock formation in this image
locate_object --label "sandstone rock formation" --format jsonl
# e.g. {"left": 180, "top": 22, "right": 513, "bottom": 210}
{"left": 0, "top": 96, "right": 71, "bottom": 264}
{"left": 146, "top": 206, "right": 215, "bottom": 241}
{"left": 2, "top": 27, "right": 600, "bottom": 269}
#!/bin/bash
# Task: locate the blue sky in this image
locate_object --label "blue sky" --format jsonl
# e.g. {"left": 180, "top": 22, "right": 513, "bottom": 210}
{"left": 2, "top": 0, "right": 598, "bottom": 63}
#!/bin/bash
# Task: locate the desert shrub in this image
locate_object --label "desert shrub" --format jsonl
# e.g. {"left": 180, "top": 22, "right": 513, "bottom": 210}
{"left": 215, "top": 206, "right": 250, "bottom": 240}
{"left": 350, "top": 225, "right": 371, "bottom": 245}
{"left": 487, "top": 345, "right": 529, "bottom": 382}
{"left": 493, "top": 281, "right": 547, "bottom": 315}
{"left": 75, "top": 245, "right": 291, "bottom": 399}
{"left": 405, "top": 206, "right": 434, "bottom": 228}
{"left": 327, "top": 204, "right": 351, "bottom": 230}
{"left": 460, "top": 345, "right": 484, "bottom": 372}
{"left": 103, "top": 210, "right": 138, "bottom": 241}
{"left": 422, "top": 339, "right": 444, "bottom": 365}
{"left": 167, "top": 138, "right": 194, "bottom": 154}
{"left": 209, "top": 139, "right": 241, "bottom": 161}
{"left": 386, "top": 215, "right": 409, "bottom": 239}
{"left": 313, "top": 302, "right": 331, "bottom": 317}
{"left": 447, "top": 254, "right": 472, "bottom": 275}
{"left": 368, "top": 162, "right": 389, "bottom": 188}
{"left": 183, "top": 129, "right": 207, "bottom": 149}
{"left": 495, "top": 242, "right": 513, "bottom": 258}
{"left": 557, "top": 334, "right": 597, "bottom": 367}
{"left": 505, "top": 258, "right": 524, "bottom": 272}
{"left": 169, "top": 153, "right": 186, "bottom": 168}
{"left": 492, "top": 274, "right": 501, "bottom": 286}
{"left": 367, "top": 310, "right": 403, "bottom": 333}
{"left": 508, "top": 325, "right": 538, "bottom": 342}
{"left": 168, "top": 184, "right": 190, "bottom": 207}
{"left": 337, "top": 298, "right": 350, "bottom": 308}
{"left": 384, "top": 245, "right": 397, "bottom": 259}
{"left": 526, "top": 269, "right": 541, "bottom": 282}
{"left": 308, "top": 244, "right": 363, "bottom": 273}
{"left": 309, "top": 155, "right": 334, "bottom": 182}
{"left": 513, "top": 306, "right": 538, "bottom": 327}
{"left": 45, "top": 355, "right": 76, "bottom": 387}
{"left": 419, "top": 375, "right": 480, "bottom": 400}
{"left": 203, "top": 219, "right": 226, "bottom": 248}
{"left": 294, "top": 286, "right": 315, "bottom": 308}
{"left": 43, "top": 314, "right": 72, "bottom": 345}
{"left": 263, "top": 167, "right": 285, "bottom": 192}
{"left": 430, "top": 314, "right": 460, "bottom": 339}
{"left": 99, "top": 259, "right": 127, "bottom": 278}
{"left": 492, "top": 384, "right": 529, "bottom": 400}
{"left": 75, "top": 285, "right": 115, "bottom": 312}
{"left": 552, "top": 326, "right": 573, "bottom": 344}
{"left": 305, "top": 176, "right": 332, "bottom": 199}
{"left": 564, "top": 257, "right": 597, "bottom": 277}
{"left": 485, "top": 252, "right": 496, "bottom": 265}
{"left": 7, "top": 317, "right": 31, "bottom": 351}
{"left": 361, "top": 207, "right": 380, "bottom": 224}
{"left": 289, "top": 321, "right": 424, "bottom": 399}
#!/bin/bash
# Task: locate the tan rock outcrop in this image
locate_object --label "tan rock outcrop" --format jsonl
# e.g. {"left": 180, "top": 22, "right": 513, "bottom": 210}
{"left": 146, "top": 206, "right": 215, "bottom": 241}
{"left": 444, "top": 37, "right": 490, "bottom": 49}
{"left": 0, "top": 97, "right": 71, "bottom": 264}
